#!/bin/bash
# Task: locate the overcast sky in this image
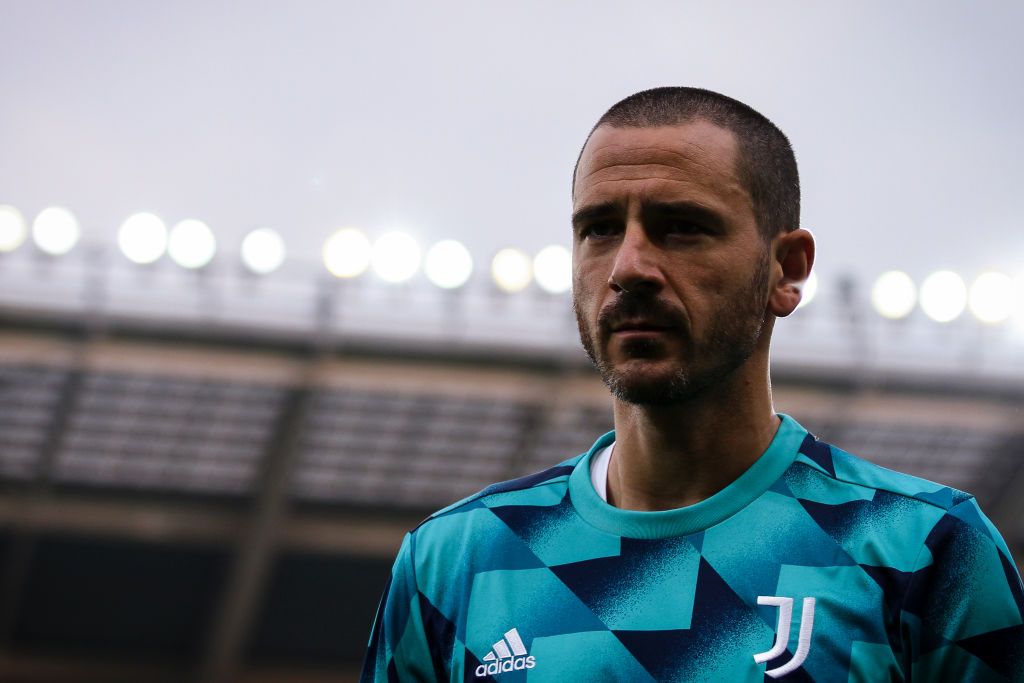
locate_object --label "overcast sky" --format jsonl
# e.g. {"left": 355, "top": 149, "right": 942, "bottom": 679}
{"left": 2, "top": 1, "right": 1022, "bottom": 291}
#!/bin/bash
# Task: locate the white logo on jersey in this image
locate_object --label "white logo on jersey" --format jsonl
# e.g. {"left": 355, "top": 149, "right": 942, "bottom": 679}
{"left": 753, "top": 596, "right": 816, "bottom": 678}
{"left": 474, "top": 627, "right": 537, "bottom": 677}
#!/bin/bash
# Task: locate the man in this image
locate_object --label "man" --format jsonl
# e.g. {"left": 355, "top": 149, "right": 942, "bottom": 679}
{"left": 362, "top": 88, "right": 1024, "bottom": 681}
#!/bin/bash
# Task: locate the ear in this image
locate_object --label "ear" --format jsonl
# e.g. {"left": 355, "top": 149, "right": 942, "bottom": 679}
{"left": 768, "top": 228, "right": 815, "bottom": 317}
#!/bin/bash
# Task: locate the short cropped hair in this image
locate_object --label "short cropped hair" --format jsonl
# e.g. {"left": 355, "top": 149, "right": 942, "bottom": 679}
{"left": 573, "top": 87, "right": 800, "bottom": 238}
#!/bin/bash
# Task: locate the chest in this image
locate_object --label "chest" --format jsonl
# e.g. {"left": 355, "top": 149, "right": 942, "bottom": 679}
{"left": 440, "top": 519, "right": 903, "bottom": 681}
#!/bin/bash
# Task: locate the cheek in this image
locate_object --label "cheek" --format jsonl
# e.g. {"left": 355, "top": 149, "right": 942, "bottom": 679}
{"left": 688, "top": 250, "right": 754, "bottom": 298}
{"left": 572, "top": 264, "right": 603, "bottom": 308}
{"left": 671, "top": 266, "right": 725, "bottom": 304}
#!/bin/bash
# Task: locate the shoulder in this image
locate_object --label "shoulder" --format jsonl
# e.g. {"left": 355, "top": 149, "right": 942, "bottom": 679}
{"left": 781, "top": 430, "right": 1008, "bottom": 566}
{"left": 397, "top": 455, "right": 585, "bottom": 600}
{"left": 429, "top": 456, "right": 582, "bottom": 522}
{"left": 789, "top": 434, "right": 1024, "bottom": 678}
{"left": 786, "top": 432, "right": 1022, "bottom": 589}
{"left": 407, "top": 454, "right": 584, "bottom": 547}
{"left": 790, "top": 429, "right": 978, "bottom": 514}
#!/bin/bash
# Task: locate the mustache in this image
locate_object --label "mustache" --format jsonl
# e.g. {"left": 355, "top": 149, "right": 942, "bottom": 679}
{"left": 597, "top": 293, "right": 689, "bottom": 334}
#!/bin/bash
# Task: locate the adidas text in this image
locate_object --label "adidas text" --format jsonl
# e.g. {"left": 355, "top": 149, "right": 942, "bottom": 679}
{"left": 475, "top": 655, "right": 536, "bottom": 677}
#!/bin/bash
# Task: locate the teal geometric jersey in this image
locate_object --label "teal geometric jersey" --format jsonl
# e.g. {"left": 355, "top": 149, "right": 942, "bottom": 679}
{"left": 361, "top": 415, "right": 1024, "bottom": 681}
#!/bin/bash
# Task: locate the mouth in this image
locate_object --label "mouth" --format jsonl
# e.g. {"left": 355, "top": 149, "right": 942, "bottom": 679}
{"left": 610, "top": 321, "right": 676, "bottom": 335}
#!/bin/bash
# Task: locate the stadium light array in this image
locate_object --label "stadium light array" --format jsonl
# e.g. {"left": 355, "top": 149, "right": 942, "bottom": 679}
{"left": 871, "top": 270, "right": 916, "bottom": 320}
{"left": 533, "top": 245, "right": 572, "bottom": 294}
{"left": 424, "top": 240, "right": 473, "bottom": 289}
{"left": 32, "top": 206, "right": 80, "bottom": 256}
{"left": 491, "top": 248, "right": 532, "bottom": 293}
{"left": 10, "top": 198, "right": 1024, "bottom": 334}
{"left": 919, "top": 270, "right": 967, "bottom": 323}
{"left": 323, "top": 227, "right": 371, "bottom": 278}
{"left": 0, "top": 205, "right": 27, "bottom": 252}
{"left": 371, "top": 231, "right": 421, "bottom": 283}
{"left": 167, "top": 219, "right": 216, "bottom": 269}
{"left": 241, "top": 228, "right": 286, "bottom": 275}
{"left": 968, "top": 272, "right": 1015, "bottom": 324}
{"left": 118, "top": 213, "right": 168, "bottom": 265}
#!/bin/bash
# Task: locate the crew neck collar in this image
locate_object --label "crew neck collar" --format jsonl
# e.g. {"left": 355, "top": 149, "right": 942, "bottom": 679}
{"left": 568, "top": 413, "right": 806, "bottom": 539}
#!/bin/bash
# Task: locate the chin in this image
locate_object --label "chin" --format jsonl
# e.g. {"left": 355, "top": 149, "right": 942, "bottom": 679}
{"left": 599, "top": 352, "right": 747, "bottom": 405}
{"left": 602, "top": 365, "right": 696, "bottom": 406}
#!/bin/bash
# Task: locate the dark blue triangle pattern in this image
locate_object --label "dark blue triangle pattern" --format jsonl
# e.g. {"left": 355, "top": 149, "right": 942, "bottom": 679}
{"left": 483, "top": 465, "right": 575, "bottom": 496}
{"left": 549, "top": 535, "right": 699, "bottom": 625}
{"left": 489, "top": 490, "right": 577, "bottom": 550}
{"left": 917, "top": 513, "right": 986, "bottom": 628}
{"left": 798, "top": 433, "right": 835, "bottom": 478}
{"left": 418, "top": 591, "right": 457, "bottom": 681}
{"left": 612, "top": 557, "right": 765, "bottom": 681}
{"left": 956, "top": 624, "right": 1024, "bottom": 679}
{"left": 859, "top": 564, "right": 913, "bottom": 656}
{"left": 799, "top": 490, "right": 919, "bottom": 550}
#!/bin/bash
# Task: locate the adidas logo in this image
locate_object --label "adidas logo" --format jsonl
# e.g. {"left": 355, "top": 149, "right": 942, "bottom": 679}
{"left": 474, "top": 627, "right": 537, "bottom": 677}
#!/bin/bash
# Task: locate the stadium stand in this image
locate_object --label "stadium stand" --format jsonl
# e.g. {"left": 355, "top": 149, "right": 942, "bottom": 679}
{"left": 0, "top": 322, "right": 1021, "bottom": 682}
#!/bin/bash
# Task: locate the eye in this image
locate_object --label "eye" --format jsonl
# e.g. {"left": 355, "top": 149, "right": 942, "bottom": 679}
{"left": 576, "top": 221, "right": 618, "bottom": 241}
{"left": 662, "top": 219, "right": 711, "bottom": 239}
{"left": 665, "top": 220, "right": 702, "bottom": 235}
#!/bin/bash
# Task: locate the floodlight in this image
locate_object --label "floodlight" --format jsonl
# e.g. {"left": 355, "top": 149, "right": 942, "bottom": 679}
{"left": 167, "top": 219, "right": 217, "bottom": 269}
{"left": 796, "top": 271, "right": 818, "bottom": 309}
{"left": 533, "top": 245, "right": 572, "bottom": 294}
{"left": 1013, "top": 275, "right": 1024, "bottom": 327}
{"left": 870, "top": 271, "right": 916, "bottom": 320}
{"left": 0, "top": 205, "right": 27, "bottom": 252}
{"left": 241, "top": 228, "right": 286, "bottom": 275}
{"left": 118, "top": 212, "right": 167, "bottom": 265}
{"left": 491, "top": 248, "right": 532, "bottom": 293}
{"left": 919, "top": 270, "right": 966, "bottom": 323}
{"left": 424, "top": 240, "right": 473, "bottom": 289}
{"left": 968, "top": 272, "right": 1014, "bottom": 324}
{"left": 371, "top": 231, "right": 421, "bottom": 283}
{"left": 32, "top": 206, "right": 80, "bottom": 255}
{"left": 323, "top": 227, "right": 371, "bottom": 278}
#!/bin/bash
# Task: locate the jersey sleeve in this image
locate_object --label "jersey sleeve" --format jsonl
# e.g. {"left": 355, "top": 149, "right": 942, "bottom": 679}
{"left": 902, "top": 497, "right": 1024, "bottom": 680}
{"left": 360, "top": 532, "right": 439, "bottom": 683}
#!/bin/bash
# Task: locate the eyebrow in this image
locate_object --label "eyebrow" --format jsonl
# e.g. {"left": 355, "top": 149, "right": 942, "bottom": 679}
{"left": 571, "top": 200, "right": 725, "bottom": 230}
{"left": 644, "top": 201, "right": 725, "bottom": 230}
{"left": 571, "top": 202, "right": 619, "bottom": 228}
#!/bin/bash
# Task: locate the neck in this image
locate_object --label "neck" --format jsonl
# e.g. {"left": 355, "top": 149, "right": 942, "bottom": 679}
{"left": 606, "top": 357, "right": 780, "bottom": 512}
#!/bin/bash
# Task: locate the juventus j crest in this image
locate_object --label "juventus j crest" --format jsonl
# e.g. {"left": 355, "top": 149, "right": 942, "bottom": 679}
{"left": 753, "top": 596, "right": 816, "bottom": 678}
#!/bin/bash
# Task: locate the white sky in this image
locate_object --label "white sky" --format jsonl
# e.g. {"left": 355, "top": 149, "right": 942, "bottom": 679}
{"left": 2, "top": 0, "right": 1022, "bottom": 291}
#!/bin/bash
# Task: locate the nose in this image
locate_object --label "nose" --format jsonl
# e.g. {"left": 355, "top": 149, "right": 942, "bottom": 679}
{"left": 608, "top": 223, "right": 665, "bottom": 295}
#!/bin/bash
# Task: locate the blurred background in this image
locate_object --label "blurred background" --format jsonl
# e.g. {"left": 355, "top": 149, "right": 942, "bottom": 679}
{"left": 1, "top": 1, "right": 1022, "bottom": 681}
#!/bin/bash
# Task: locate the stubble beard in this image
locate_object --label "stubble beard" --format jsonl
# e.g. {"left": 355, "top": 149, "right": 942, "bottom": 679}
{"left": 574, "top": 253, "right": 771, "bottom": 406}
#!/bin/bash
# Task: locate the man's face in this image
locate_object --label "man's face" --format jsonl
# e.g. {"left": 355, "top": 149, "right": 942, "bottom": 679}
{"left": 571, "top": 120, "right": 773, "bottom": 405}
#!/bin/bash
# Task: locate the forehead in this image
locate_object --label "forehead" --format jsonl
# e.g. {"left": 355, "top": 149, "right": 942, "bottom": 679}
{"left": 573, "top": 121, "right": 750, "bottom": 212}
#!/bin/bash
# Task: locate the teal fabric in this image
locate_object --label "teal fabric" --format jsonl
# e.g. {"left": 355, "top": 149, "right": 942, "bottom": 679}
{"left": 362, "top": 415, "right": 1024, "bottom": 682}
{"left": 569, "top": 415, "right": 807, "bottom": 539}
